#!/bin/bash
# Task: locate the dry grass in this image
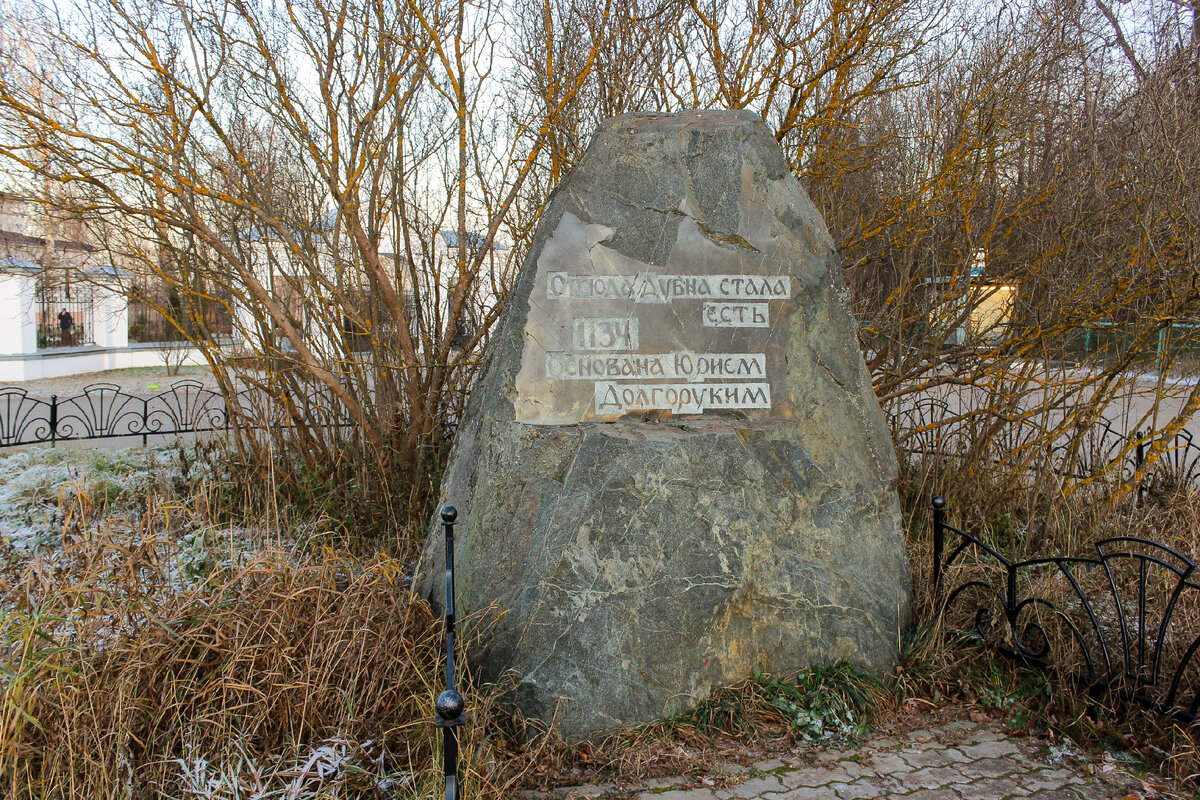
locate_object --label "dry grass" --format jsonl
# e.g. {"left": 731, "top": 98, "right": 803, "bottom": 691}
{"left": 0, "top": 445, "right": 534, "bottom": 799}
{"left": 0, "top": 489, "right": 458, "bottom": 799}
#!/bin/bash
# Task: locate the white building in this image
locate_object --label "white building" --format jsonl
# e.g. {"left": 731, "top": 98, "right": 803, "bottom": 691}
{"left": 0, "top": 195, "right": 206, "bottom": 381}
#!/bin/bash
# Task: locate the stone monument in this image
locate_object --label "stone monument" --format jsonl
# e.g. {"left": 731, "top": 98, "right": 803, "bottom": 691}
{"left": 424, "top": 110, "right": 910, "bottom": 742}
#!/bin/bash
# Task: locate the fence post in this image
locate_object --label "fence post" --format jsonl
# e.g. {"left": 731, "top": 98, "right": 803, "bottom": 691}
{"left": 932, "top": 495, "right": 946, "bottom": 597}
{"left": 434, "top": 506, "right": 465, "bottom": 800}
{"left": 1136, "top": 430, "right": 1147, "bottom": 504}
{"left": 49, "top": 394, "right": 57, "bottom": 447}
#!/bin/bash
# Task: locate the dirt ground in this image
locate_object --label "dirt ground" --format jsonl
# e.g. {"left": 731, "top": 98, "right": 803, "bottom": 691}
{"left": 6, "top": 365, "right": 221, "bottom": 399}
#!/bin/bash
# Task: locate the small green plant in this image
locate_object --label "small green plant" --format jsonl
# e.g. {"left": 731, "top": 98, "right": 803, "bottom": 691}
{"left": 664, "top": 661, "right": 884, "bottom": 742}
{"left": 754, "top": 661, "right": 882, "bottom": 741}
{"left": 987, "top": 509, "right": 1028, "bottom": 553}
{"left": 86, "top": 473, "right": 125, "bottom": 507}
{"left": 966, "top": 659, "right": 1051, "bottom": 716}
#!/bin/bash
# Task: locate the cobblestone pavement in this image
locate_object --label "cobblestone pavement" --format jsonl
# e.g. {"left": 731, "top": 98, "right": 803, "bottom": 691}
{"left": 534, "top": 717, "right": 1159, "bottom": 800}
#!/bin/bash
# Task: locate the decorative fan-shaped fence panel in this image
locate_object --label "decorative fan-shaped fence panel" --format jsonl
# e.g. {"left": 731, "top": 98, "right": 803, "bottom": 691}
{"left": 0, "top": 379, "right": 359, "bottom": 448}
{"left": 890, "top": 398, "right": 956, "bottom": 458}
{"left": 1145, "top": 429, "right": 1200, "bottom": 491}
{"left": 0, "top": 387, "right": 53, "bottom": 445}
{"left": 143, "top": 380, "right": 230, "bottom": 434}
{"left": 933, "top": 497, "right": 1200, "bottom": 722}
{"left": 54, "top": 383, "right": 147, "bottom": 441}
{"left": 1049, "top": 416, "right": 1130, "bottom": 481}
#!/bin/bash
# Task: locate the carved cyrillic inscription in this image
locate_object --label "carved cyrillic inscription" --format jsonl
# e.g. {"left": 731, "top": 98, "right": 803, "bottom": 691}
{"left": 545, "top": 352, "right": 766, "bottom": 381}
{"left": 702, "top": 302, "right": 769, "bottom": 328}
{"left": 547, "top": 272, "right": 790, "bottom": 303}
{"left": 572, "top": 318, "right": 638, "bottom": 350}
{"left": 594, "top": 382, "right": 771, "bottom": 414}
{"left": 514, "top": 213, "right": 795, "bottom": 423}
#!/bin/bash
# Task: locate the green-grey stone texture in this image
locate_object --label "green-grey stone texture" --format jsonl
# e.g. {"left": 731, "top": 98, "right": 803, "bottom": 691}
{"left": 423, "top": 110, "right": 910, "bottom": 742}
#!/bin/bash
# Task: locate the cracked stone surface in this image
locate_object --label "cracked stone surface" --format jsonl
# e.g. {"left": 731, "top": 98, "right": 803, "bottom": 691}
{"left": 422, "top": 109, "right": 910, "bottom": 742}
{"left": 524, "top": 717, "right": 1150, "bottom": 799}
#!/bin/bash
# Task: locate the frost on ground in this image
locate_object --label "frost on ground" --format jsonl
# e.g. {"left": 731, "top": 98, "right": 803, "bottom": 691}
{"left": 0, "top": 443, "right": 284, "bottom": 592}
{"left": 174, "top": 738, "right": 415, "bottom": 800}
{"left": 0, "top": 445, "right": 183, "bottom": 552}
{"left": 0, "top": 443, "right": 429, "bottom": 800}
{"left": 0, "top": 443, "right": 238, "bottom": 559}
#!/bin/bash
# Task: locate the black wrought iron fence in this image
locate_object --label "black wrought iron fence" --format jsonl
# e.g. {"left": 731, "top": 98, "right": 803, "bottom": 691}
{"left": 932, "top": 495, "right": 1200, "bottom": 723}
{"left": 891, "top": 397, "right": 1200, "bottom": 489}
{"left": 0, "top": 380, "right": 354, "bottom": 448}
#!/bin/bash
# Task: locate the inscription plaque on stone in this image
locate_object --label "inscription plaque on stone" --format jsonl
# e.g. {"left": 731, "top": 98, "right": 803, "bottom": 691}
{"left": 514, "top": 213, "right": 795, "bottom": 423}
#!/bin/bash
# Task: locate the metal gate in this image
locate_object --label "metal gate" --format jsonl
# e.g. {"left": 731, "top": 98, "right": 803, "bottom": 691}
{"left": 37, "top": 282, "right": 94, "bottom": 348}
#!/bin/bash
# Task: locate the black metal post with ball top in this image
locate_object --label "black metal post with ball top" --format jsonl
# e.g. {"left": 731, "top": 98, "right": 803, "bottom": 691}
{"left": 434, "top": 506, "right": 465, "bottom": 800}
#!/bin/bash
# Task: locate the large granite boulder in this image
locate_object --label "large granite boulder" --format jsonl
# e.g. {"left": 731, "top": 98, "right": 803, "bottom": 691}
{"left": 423, "top": 110, "right": 910, "bottom": 742}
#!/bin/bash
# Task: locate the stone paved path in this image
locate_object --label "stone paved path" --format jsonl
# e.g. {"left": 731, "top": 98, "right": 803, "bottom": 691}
{"left": 534, "top": 717, "right": 1161, "bottom": 800}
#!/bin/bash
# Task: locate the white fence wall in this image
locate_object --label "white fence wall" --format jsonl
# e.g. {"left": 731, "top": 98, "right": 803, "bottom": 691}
{"left": 0, "top": 268, "right": 208, "bottom": 381}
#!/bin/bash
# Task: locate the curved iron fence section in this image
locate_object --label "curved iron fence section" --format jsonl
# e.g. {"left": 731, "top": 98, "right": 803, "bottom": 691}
{"left": 55, "top": 383, "right": 149, "bottom": 441}
{"left": 0, "top": 388, "right": 54, "bottom": 446}
{"left": 1147, "top": 429, "right": 1200, "bottom": 489}
{"left": 1048, "top": 417, "right": 1130, "bottom": 481}
{"left": 144, "top": 380, "right": 230, "bottom": 434}
{"left": 893, "top": 401, "right": 1200, "bottom": 488}
{"left": 0, "top": 379, "right": 356, "bottom": 447}
{"left": 932, "top": 497, "right": 1200, "bottom": 723}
